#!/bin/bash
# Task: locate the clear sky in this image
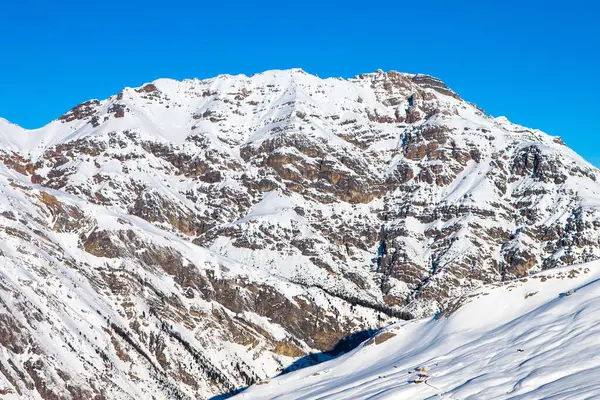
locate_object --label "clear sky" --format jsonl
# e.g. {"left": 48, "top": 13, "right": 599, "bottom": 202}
{"left": 1, "top": 0, "right": 598, "bottom": 163}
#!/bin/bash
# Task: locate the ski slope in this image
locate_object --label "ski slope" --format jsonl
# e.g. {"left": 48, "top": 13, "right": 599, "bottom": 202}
{"left": 237, "top": 261, "right": 600, "bottom": 399}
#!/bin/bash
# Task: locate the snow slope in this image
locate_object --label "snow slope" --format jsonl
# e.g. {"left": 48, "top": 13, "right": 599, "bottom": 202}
{"left": 237, "top": 261, "right": 600, "bottom": 399}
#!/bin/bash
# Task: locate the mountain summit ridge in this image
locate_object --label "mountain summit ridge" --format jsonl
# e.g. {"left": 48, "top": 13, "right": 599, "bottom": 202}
{"left": 1, "top": 69, "right": 458, "bottom": 143}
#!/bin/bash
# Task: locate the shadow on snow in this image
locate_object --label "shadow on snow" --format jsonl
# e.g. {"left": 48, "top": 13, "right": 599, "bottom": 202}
{"left": 209, "top": 328, "right": 378, "bottom": 399}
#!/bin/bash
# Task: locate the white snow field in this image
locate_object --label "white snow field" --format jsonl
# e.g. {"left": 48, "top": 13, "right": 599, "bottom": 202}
{"left": 236, "top": 261, "right": 600, "bottom": 399}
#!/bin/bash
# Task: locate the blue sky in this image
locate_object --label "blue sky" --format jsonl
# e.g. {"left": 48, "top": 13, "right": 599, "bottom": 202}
{"left": 1, "top": 0, "right": 599, "bottom": 164}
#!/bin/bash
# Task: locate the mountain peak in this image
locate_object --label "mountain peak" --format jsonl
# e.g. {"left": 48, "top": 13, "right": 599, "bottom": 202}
{"left": 2, "top": 68, "right": 467, "bottom": 155}
{"left": 0, "top": 67, "right": 599, "bottom": 399}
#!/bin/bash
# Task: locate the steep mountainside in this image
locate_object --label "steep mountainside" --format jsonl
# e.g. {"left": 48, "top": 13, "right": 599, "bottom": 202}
{"left": 237, "top": 261, "right": 600, "bottom": 399}
{"left": 0, "top": 68, "right": 599, "bottom": 399}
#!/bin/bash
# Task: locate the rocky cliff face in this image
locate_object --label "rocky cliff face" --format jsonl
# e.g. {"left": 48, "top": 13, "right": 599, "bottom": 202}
{"left": 0, "top": 68, "right": 599, "bottom": 399}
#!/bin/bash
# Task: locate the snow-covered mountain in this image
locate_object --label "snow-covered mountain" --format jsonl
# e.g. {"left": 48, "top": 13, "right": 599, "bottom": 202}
{"left": 237, "top": 261, "right": 600, "bottom": 399}
{"left": 0, "top": 68, "right": 599, "bottom": 399}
